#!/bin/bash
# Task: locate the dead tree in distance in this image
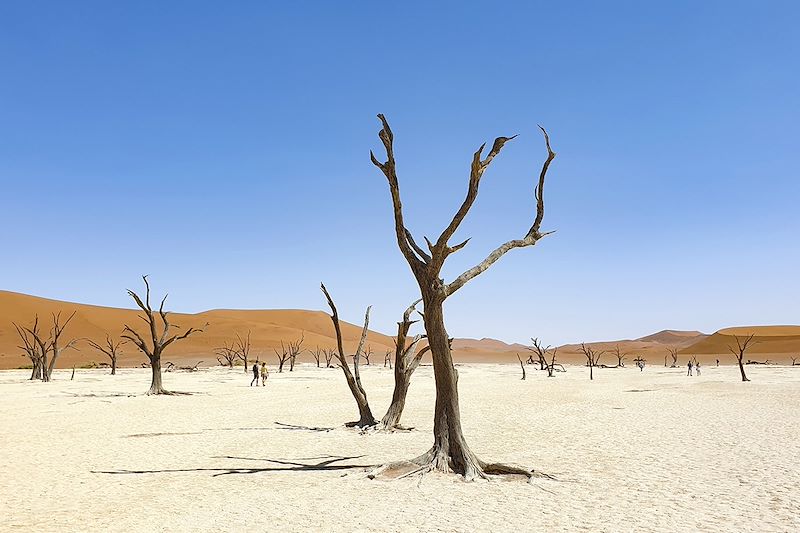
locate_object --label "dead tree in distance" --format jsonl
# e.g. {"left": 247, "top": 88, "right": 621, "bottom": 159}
{"left": 516, "top": 354, "right": 526, "bottom": 380}
{"left": 86, "top": 335, "right": 125, "bottom": 375}
{"left": 545, "top": 347, "right": 564, "bottom": 377}
{"left": 728, "top": 333, "right": 756, "bottom": 382}
{"left": 14, "top": 322, "right": 43, "bottom": 380}
{"left": 667, "top": 347, "right": 679, "bottom": 368}
{"left": 214, "top": 341, "right": 239, "bottom": 368}
{"left": 24, "top": 312, "right": 79, "bottom": 382}
{"left": 612, "top": 344, "right": 627, "bottom": 367}
{"left": 274, "top": 342, "right": 291, "bottom": 373}
{"left": 321, "top": 283, "right": 376, "bottom": 427}
{"left": 381, "top": 299, "right": 430, "bottom": 430}
{"left": 370, "top": 114, "right": 556, "bottom": 480}
{"left": 384, "top": 350, "right": 393, "bottom": 368}
{"left": 527, "top": 338, "right": 549, "bottom": 370}
{"left": 121, "top": 276, "right": 203, "bottom": 395}
{"left": 580, "top": 343, "right": 605, "bottom": 381}
{"left": 323, "top": 348, "right": 336, "bottom": 368}
{"left": 363, "top": 345, "right": 373, "bottom": 366}
{"left": 235, "top": 331, "right": 251, "bottom": 373}
{"left": 288, "top": 333, "right": 305, "bottom": 371}
{"left": 310, "top": 346, "right": 323, "bottom": 368}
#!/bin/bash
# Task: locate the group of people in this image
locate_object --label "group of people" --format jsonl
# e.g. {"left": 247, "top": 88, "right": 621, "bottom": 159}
{"left": 250, "top": 362, "right": 269, "bottom": 386}
{"left": 687, "top": 359, "right": 701, "bottom": 376}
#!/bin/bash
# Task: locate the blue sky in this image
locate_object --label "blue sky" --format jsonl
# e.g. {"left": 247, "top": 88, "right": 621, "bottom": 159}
{"left": 1, "top": 1, "right": 798, "bottom": 345}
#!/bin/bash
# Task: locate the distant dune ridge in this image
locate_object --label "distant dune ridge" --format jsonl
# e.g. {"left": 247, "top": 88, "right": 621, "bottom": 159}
{"left": 1, "top": 290, "right": 798, "bottom": 369}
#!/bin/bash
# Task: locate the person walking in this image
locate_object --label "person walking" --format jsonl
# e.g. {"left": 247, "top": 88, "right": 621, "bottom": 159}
{"left": 260, "top": 362, "right": 269, "bottom": 386}
{"left": 250, "top": 362, "right": 260, "bottom": 386}
{"left": 687, "top": 359, "right": 693, "bottom": 376}
{"left": 696, "top": 361, "right": 701, "bottom": 376}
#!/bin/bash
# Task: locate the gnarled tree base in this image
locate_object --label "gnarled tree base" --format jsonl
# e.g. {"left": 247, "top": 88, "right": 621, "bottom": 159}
{"left": 368, "top": 445, "right": 553, "bottom": 483}
{"left": 145, "top": 387, "right": 191, "bottom": 396}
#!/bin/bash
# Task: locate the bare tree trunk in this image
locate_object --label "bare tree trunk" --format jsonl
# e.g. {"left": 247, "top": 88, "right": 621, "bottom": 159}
{"left": 516, "top": 353, "right": 526, "bottom": 380}
{"left": 413, "top": 300, "right": 485, "bottom": 478}
{"left": 381, "top": 376, "right": 411, "bottom": 429}
{"left": 148, "top": 355, "right": 166, "bottom": 395}
{"left": 380, "top": 300, "right": 427, "bottom": 430}
{"left": 321, "top": 284, "right": 377, "bottom": 427}
{"left": 737, "top": 358, "right": 749, "bottom": 382}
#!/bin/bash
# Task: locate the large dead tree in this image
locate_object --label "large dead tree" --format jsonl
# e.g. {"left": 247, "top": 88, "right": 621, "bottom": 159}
{"left": 580, "top": 343, "right": 605, "bottom": 381}
{"left": 321, "top": 283, "right": 376, "bottom": 427}
{"left": 14, "top": 321, "right": 42, "bottom": 380}
{"left": 728, "top": 334, "right": 756, "bottom": 382}
{"left": 381, "top": 299, "right": 430, "bottom": 430}
{"left": 370, "top": 114, "right": 556, "bottom": 480}
{"left": 23, "top": 312, "right": 79, "bottom": 382}
{"left": 86, "top": 335, "right": 125, "bottom": 375}
{"left": 121, "top": 276, "right": 203, "bottom": 395}
{"left": 516, "top": 354, "right": 526, "bottom": 380}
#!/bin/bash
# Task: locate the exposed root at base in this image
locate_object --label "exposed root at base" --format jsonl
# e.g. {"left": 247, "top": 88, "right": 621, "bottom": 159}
{"left": 367, "top": 451, "right": 556, "bottom": 483}
{"left": 145, "top": 389, "right": 192, "bottom": 396}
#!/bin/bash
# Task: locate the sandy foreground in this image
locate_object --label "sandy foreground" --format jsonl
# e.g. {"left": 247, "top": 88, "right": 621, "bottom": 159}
{"left": 1, "top": 363, "right": 798, "bottom": 532}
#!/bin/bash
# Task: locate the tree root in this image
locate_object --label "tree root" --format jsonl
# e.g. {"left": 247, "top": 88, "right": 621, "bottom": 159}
{"left": 368, "top": 449, "right": 555, "bottom": 483}
{"left": 145, "top": 389, "right": 192, "bottom": 396}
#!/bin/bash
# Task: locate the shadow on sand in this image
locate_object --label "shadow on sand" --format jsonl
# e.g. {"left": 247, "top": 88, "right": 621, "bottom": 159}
{"left": 92, "top": 455, "right": 370, "bottom": 477}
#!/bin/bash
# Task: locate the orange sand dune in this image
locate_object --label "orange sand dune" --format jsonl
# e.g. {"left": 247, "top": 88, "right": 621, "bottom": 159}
{"left": 0, "top": 291, "right": 396, "bottom": 370}
{"left": 2, "top": 291, "right": 799, "bottom": 369}
{"left": 681, "top": 326, "right": 800, "bottom": 361}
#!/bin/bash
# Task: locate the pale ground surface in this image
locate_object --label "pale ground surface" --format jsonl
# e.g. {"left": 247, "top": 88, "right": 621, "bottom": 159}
{"left": 1, "top": 363, "right": 799, "bottom": 532}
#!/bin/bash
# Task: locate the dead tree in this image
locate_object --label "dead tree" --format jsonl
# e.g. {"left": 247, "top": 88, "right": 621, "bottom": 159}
{"left": 381, "top": 299, "right": 431, "bottom": 429}
{"left": 274, "top": 342, "right": 291, "bottom": 373}
{"left": 612, "top": 344, "right": 627, "bottom": 367}
{"left": 527, "top": 338, "right": 550, "bottom": 370}
{"left": 668, "top": 347, "right": 679, "bottom": 368}
{"left": 370, "top": 114, "right": 556, "bottom": 480}
{"left": 24, "top": 312, "right": 79, "bottom": 382}
{"left": 14, "top": 322, "right": 43, "bottom": 380}
{"left": 288, "top": 333, "right": 304, "bottom": 371}
{"left": 214, "top": 341, "right": 238, "bottom": 368}
{"left": 121, "top": 276, "right": 203, "bottom": 395}
{"left": 728, "top": 334, "right": 756, "bottom": 382}
{"left": 363, "top": 345, "right": 373, "bottom": 366}
{"left": 516, "top": 354, "right": 526, "bottom": 380}
{"left": 310, "top": 346, "right": 323, "bottom": 368}
{"left": 235, "top": 331, "right": 251, "bottom": 373}
{"left": 321, "top": 283, "right": 376, "bottom": 427}
{"left": 792, "top": 356, "right": 798, "bottom": 366}
{"left": 580, "top": 343, "right": 605, "bottom": 381}
{"left": 86, "top": 335, "right": 125, "bottom": 375}
{"left": 323, "top": 348, "right": 336, "bottom": 368}
{"left": 384, "top": 350, "right": 393, "bottom": 368}
{"left": 545, "top": 347, "right": 564, "bottom": 377}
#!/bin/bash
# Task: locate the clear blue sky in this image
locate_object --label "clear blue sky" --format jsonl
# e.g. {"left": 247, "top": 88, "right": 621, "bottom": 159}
{"left": 1, "top": 1, "right": 798, "bottom": 345}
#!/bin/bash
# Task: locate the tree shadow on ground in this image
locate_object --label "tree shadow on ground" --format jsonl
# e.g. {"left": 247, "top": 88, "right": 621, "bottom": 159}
{"left": 92, "top": 455, "right": 370, "bottom": 477}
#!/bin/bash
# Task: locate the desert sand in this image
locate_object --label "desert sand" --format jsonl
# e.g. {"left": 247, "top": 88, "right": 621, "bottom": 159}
{"left": 1, "top": 363, "right": 798, "bottom": 532}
